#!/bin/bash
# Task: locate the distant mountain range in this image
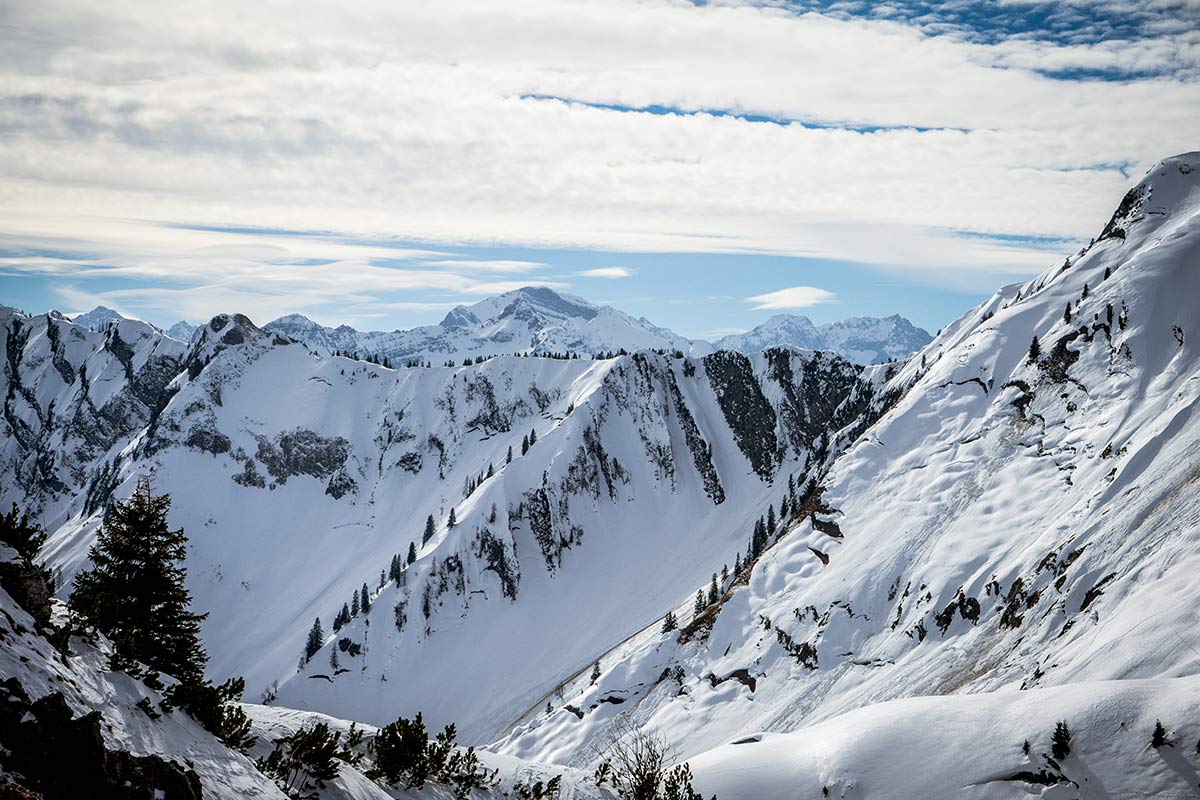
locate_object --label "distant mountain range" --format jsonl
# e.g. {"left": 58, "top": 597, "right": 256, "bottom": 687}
{"left": 69, "top": 287, "right": 931, "bottom": 365}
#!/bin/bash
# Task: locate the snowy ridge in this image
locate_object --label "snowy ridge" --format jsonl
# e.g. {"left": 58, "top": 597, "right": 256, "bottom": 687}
{"left": 488, "top": 153, "right": 1200, "bottom": 793}
{"left": 264, "top": 286, "right": 704, "bottom": 363}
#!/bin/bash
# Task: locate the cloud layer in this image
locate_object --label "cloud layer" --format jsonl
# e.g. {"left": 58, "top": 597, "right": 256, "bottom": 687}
{"left": 0, "top": 0, "right": 1196, "bottom": 323}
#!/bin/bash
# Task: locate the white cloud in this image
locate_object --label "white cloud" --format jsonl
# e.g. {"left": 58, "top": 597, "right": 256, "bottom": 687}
{"left": 745, "top": 286, "right": 837, "bottom": 310}
{"left": 579, "top": 267, "right": 635, "bottom": 278}
{"left": 0, "top": 0, "right": 1196, "bottom": 310}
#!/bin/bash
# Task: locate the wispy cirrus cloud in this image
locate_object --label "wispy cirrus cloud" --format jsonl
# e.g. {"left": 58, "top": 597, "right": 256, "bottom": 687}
{"left": 745, "top": 286, "right": 836, "bottom": 310}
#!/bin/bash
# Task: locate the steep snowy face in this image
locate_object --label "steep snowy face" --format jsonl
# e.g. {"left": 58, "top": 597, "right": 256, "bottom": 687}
{"left": 263, "top": 286, "right": 701, "bottom": 363}
{"left": 0, "top": 309, "right": 188, "bottom": 527}
{"left": 715, "top": 314, "right": 931, "bottom": 364}
{"left": 494, "top": 153, "right": 1200, "bottom": 766}
{"left": 3, "top": 292, "right": 889, "bottom": 743}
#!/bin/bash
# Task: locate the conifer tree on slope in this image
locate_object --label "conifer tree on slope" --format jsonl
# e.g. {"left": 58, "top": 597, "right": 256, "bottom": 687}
{"left": 69, "top": 476, "right": 207, "bottom": 683}
{"left": 423, "top": 514, "right": 436, "bottom": 545}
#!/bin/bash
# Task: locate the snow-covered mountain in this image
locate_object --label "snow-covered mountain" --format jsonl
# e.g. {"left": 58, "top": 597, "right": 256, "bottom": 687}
{"left": 265, "top": 286, "right": 705, "bottom": 363}
{"left": 167, "top": 320, "right": 199, "bottom": 341}
{"left": 1, "top": 297, "right": 889, "bottom": 746}
{"left": 69, "top": 304, "right": 127, "bottom": 332}
{"left": 4, "top": 152, "right": 1200, "bottom": 798}
{"left": 715, "top": 313, "right": 932, "bottom": 364}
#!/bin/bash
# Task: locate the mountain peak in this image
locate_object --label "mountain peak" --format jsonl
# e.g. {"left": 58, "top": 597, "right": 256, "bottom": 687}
{"left": 70, "top": 305, "right": 126, "bottom": 332}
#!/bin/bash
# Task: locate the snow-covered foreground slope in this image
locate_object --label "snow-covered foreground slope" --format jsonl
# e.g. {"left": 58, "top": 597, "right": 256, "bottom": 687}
{"left": 690, "top": 677, "right": 1200, "bottom": 799}
{"left": 0, "top": 558, "right": 285, "bottom": 798}
{"left": 493, "top": 153, "right": 1200, "bottom": 777}
{"left": 1, "top": 298, "right": 888, "bottom": 744}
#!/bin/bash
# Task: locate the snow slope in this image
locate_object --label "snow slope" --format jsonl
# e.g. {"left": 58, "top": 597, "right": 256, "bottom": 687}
{"left": 690, "top": 676, "right": 1200, "bottom": 799}
{"left": 491, "top": 153, "right": 1200, "bottom": 782}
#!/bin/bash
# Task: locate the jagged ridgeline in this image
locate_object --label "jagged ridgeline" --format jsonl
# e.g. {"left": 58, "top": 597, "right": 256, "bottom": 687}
{"left": 0, "top": 302, "right": 897, "bottom": 741}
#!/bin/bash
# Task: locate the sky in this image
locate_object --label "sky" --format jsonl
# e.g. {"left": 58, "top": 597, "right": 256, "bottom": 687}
{"left": 0, "top": 0, "right": 1197, "bottom": 339}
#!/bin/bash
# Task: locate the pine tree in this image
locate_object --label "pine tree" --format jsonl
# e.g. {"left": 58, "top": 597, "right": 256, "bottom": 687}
{"left": 506, "top": 445, "right": 513, "bottom": 464}
{"left": 305, "top": 618, "right": 323, "bottom": 662}
{"left": 361, "top": 582, "right": 371, "bottom": 614}
{"left": 407, "top": 541, "right": 417, "bottom": 565}
{"left": 486, "top": 462, "right": 494, "bottom": 478}
{"left": 661, "top": 611, "right": 678, "bottom": 633}
{"left": 334, "top": 603, "right": 350, "bottom": 631}
{"left": 0, "top": 502, "right": 47, "bottom": 564}
{"left": 422, "top": 514, "right": 435, "bottom": 545}
{"left": 1028, "top": 336, "right": 1042, "bottom": 363}
{"left": 69, "top": 477, "right": 207, "bottom": 683}
{"left": 521, "top": 435, "right": 529, "bottom": 456}
{"left": 529, "top": 427, "right": 537, "bottom": 445}
{"left": 1051, "top": 721, "right": 1071, "bottom": 760}
{"left": 694, "top": 589, "right": 706, "bottom": 616}
{"left": 721, "top": 564, "right": 728, "bottom": 583}
{"left": 1081, "top": 282, "right": 1089, "bottom": 299}
{"left": 1151, "top": 719, "right": 1172, "bottom": 748}
{"left": 1064, "top": 304, "right": 1072, "bottom": 324}
{"left": 378, "top": 570, "right": 385, "bottom": 589}
{"left": 352, "top": 590, "right": 360, "bottom": 617}
{"left": 448, "top": 508, "right": 457, "bottom": 528}
{"left": 1103, "top": 265, "right": 1111, "bottom": 280}
{"left": 388, "top": 554, "right": 400, "bottom": 584}
{"left": 330, "top": 647, "right": 340, "bottom": 672}
{"left": 590, "top": 661, "right": 601, "bottom": 684}
{"left": 734, "top": 552, "right": 742, "bottom": 575}
{"left": 767, "top": 504, "right": 776, "bottom": 534}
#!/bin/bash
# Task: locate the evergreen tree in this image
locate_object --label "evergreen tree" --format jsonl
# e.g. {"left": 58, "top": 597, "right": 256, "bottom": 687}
{"left": 352, "top": 590, "right": 360, "bottom": 617}
{"left": 506, "top": 445, "right": 513, "bottom": 464}
{"left": 69, "top": 477, "right": 207, "bottom": 683}
{"left": 529, "top": 427, "right": 537, "bottom": 445}
{"left": 734, "top": 552, "right": 742, "bottom": 575}
{"left": 1063, "top": 304, "right": 1072, "bottom": 324}
{"left": 767, "top": 504, "right": 776, "bottom": 534}
{"left": 1051, "top": 721, "right": 1071, "bottom": 760}
{"left": 590, "top": 661, "right": 601, "bottom": 684}
{"left": 521, "top": 434, "right": 529, "bottom": 456}
{"left": 707, "top": 573, "right": 719, "bottom": 606}
{"left": 330, "top": 647, "right": 340, "bottom": 672}
{"left": 388, "top": 554, "right": 401, "bottom": 584}
{"left": 407, "top": 541, "right": 418, "bottom": 565}
{"left": 361, "top": 582, "right": 372, "bottom": 614}
{"left": 379, "top": 570, "right": 385, "bottom": 589}
{"left": 0, "top": 502, "right": 47, "bottom": 564}
{"left": 334, "top": 603, "right": 350, "bottom": 631}
{"left": 423, "top": 514, "right": 436, "bottom": 545}
{"left": 305, "top": 618, "right": 323, "bottom": 662}
{"left": 1028, "top": 336, "right": 1042, "bottom": 363}
{"left": 1151, "top": 720, "right": 1172, "bottom": 748}
{"left": 661, "top": 611, "right": 678, "bottom": 633}
{"left": 721, "top": 564, "right": 728, "bottom": 583}
{"left": 693, "top": 589, "right": 706, "bottom": 616}
{"left": 448, "top": 508, "right": 457, "bottom": 528}
{"left": 1082, "top": 282, "right": 1089, "bottom": 299}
